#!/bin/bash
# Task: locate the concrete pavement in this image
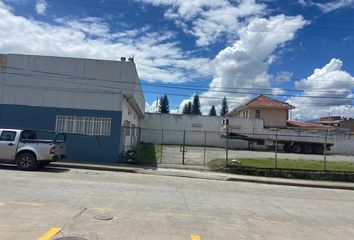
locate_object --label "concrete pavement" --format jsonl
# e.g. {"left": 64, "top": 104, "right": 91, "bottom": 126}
{"left": 50, "top": 161, "right": 354, "bottom": 190}
{"left": 1, "top": 165, "right": 354, "bottom": 239}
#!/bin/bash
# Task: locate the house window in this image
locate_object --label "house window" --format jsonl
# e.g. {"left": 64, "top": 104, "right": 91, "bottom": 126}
{"left": 255, "top": 110, "right": 261, "bottom": 118}
{"left": 55, "top": 115, "right": 111, "bottom": 136}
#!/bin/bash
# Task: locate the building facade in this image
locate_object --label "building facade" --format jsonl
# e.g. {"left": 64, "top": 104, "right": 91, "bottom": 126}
{"left": 227, "top": 95, "right": 295, "bottom": 128}
{"left": 318, "top": 116, "right": 354, "bottom": 132}
{"left": 0, "top": 54, "right": 144, "bottom": 163}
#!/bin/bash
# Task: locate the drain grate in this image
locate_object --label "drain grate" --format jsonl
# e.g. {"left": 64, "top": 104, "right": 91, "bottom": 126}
{"left": 54, "top": 237, "right": 88, "bottom": 240}
{"left": 93, "top": 214, "right": 114, "bottom": 221}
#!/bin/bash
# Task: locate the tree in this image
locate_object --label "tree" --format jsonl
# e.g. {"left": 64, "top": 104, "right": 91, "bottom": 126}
{"left": 191, "top": 94, "right": 202, "bottom": 115}
{"left": 182, "top": 101, "right": 192, "bottom": 114}
{"left": 209, "top": 105, "right": 217, "bottom": 116}
{"left": 158, "top": 95, "right": 169, "bottom": 114}
{"left": 187, "top": 101, "right": 192, "bottom": 114}
{"left": 220, "top": 96, "right": 228, "bottom": 116}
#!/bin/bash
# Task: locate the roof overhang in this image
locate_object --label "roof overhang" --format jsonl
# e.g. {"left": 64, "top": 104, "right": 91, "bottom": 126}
{"left": 124, "top": 94, "right": 144, "bottom": 118}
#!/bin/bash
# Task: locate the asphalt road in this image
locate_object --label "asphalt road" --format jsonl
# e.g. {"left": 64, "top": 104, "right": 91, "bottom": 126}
{"left": 0, "top": 165, "right": 354, "bottom": 240}
{"left": 161, "top": 146, "right": 354, "bottom": 165}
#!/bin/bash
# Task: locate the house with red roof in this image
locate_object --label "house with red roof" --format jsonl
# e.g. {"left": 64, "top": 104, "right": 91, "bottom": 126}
{"left": 227, "top": 95, "right": 295, "bottom": 128}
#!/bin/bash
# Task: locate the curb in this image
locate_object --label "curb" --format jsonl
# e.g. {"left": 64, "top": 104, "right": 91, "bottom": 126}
{"left": 51, "top": 163, "right": 138, "bottom": 174}
{"left": 50, "top": 163, "right": 354, "bottom": 191}
{"left": 227, "top": 177, "right": 354, "bottom": 191}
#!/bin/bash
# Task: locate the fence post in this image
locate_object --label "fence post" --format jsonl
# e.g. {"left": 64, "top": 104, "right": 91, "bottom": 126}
{"left": 182, "top": 130, "right": 186, "bottom": 165}
{"left": 203, "top": 131, "right": 206, "bottom": 165}
{"left": 226, "top": 124, "right": 229, "bottom": 166}
{"left": 160, "top": 129, "right": 164, "bottom": 164}
{"left": 275, "top": 129, "right": 278, "bottom": 169}
{"left": 323, "top": 129, "right": 328, "bottom": 171}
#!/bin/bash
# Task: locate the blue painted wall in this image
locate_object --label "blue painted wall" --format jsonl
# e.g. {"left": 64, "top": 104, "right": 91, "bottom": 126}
{"left": 0, "top": 104, "right": 122, "bottom": 163}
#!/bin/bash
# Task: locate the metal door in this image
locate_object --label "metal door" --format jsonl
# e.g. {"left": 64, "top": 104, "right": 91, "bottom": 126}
{"left": 0, "top": 130, "right": 18, "bottom": 160}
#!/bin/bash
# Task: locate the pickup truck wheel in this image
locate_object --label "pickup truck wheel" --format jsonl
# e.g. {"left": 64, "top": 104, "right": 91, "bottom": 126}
{"left": 314, "top": 144, "right": 324, "bottom": 155}
{"left": 16, "top": 153, "right": 36, "bottom": 171}
{"left": 302, "top": 144, "right": 312, "bottom": 154}
{"left": 283, "top": 143, "right": 292, "bottom": 153}
{"left": 292, "top": 144, "right": 302, "bottom": 153}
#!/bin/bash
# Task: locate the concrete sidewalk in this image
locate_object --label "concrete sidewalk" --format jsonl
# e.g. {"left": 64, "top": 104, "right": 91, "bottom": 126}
{"left": 50, "top": 161, "right": 354, "bottom": 191}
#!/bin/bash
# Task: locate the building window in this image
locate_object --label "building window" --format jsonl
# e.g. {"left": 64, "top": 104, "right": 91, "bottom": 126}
{"left": 55, "top": 115, "right": 111, "bottom": 136}
{"left": 255, "top": 110, "right": 261, "bottom": 118}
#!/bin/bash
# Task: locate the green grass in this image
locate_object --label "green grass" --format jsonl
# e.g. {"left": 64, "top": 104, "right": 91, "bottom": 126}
{"left": 136, "top": 144, "right": 161, "bottom": 166}
{"left": 208, "top": 158, "right": 354, "bottom": 172}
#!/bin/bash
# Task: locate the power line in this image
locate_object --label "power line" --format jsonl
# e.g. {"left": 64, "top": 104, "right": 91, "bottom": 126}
{"left": 3, "top": 65, "right": 354, "bottom": 95}
{"left": 1, "top": 69, "right": 354, "bottom": 102}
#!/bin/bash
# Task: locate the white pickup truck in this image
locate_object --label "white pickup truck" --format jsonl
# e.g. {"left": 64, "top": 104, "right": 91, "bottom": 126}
{"left": 0, "top": 128, "right": 66, "bottom": 170}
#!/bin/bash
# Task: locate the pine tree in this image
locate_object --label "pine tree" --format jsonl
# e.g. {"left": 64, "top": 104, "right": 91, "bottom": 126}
{"left": 187, "top": 101, "right": 192, "bottom": 114}
{"left": 220, "top": 97, "right": 228, "bottom": 116}
{"left": 182, "top": 101, "right": 192, "bottom": 114}
{"left": 191, "top": 94, "right": 202, "bottom": 115}
{"left": 158, "top": 95, "right": 169, "bottom": 113}
{"left": 209, "top": 105, "right": 217, "bottom": 116}
{"left": 182, "top": 103, "right": 188, "bottom": 114}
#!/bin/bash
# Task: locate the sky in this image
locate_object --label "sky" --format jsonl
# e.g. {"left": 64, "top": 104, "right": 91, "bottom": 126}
{"left": 0, "top": 0, "right": 354, "bottom": 120}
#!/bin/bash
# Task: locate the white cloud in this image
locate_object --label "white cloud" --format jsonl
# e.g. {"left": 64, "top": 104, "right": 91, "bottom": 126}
{"left": 35, "top": 0, "right": 47, "bottom": 15}
{"left": 297, "top": 0, "right": 309, "bottom": 6}
{"left": 136, "top": 0, "right": 266, "bottom": 46}
{"left": 0, "top": 2, "right": 212, "bottom": 83}
{"left": 272, "top": 71, "right": 293, "bottom": 83}
{"left": 288, "top": 58, "right": 354, "bottom": 120}
{"left": 199, "top": 15, "right": 307, "bottom": 113}
{"left": 298, "top": 0, "right": 354, "bottom": 12}
{"left": 315, "top": 0, "right": 354, "bottom": 13}
{"left": 145, "top": 99, "right": 160, "bottom": 113}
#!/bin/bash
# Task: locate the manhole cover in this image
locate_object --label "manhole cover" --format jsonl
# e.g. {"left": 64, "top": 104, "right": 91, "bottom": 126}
{"left": 93, "top": 214, "right": 114, "bottom": 221}
{"left": 54, "top": 237, "right": 88, "bottom": 240}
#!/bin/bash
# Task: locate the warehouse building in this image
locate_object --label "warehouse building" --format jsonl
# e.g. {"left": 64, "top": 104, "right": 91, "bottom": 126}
{"left": 0, "top": 53, "right": 144, "bottom": 163}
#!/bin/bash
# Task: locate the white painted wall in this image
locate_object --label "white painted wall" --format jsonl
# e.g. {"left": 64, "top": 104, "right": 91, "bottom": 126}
{"left": 141, "top": 113, "right": 265, "bottom": 149}
{"left": 141, "top": 113, "right": 354, "bottom": 155}
{"left": 121, "top": 96, "right": 141, "bottom": 151}
{"left": 331, "top": 138, "right": 354, "bottom": 155}
{"left": 0, "top": 54, "right": 145, "bottom": 114}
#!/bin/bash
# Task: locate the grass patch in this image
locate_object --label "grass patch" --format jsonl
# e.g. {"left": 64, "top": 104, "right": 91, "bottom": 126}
{"left": 208, "top": 158, "right": 354, "bottom": 172}
{"left": 136, "top": 144, "right": 161, "bottom": 166}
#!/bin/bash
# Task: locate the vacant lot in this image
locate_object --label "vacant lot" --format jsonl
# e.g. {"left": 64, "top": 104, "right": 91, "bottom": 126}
{"left": 138, "top": 144, "right": 354, "bottom": 170}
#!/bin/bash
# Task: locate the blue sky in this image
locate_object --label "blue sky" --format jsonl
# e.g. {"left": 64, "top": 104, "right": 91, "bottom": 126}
{"left": 0, "top": 0, "right": 354, "bottom": 120}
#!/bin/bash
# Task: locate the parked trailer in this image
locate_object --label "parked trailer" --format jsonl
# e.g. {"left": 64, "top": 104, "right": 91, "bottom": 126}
{"left": 221, "top": 119, "right": 348, "bottom": 154}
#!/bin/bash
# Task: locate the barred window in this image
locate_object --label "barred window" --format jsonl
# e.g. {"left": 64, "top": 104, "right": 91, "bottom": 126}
{"left": 55, "top": 115, "right": 111, "bottom": 136}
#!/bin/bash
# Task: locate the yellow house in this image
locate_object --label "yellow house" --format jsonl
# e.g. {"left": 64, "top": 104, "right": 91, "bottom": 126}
{"left": 228, "top": 95, "right": 295, "bottom": 128}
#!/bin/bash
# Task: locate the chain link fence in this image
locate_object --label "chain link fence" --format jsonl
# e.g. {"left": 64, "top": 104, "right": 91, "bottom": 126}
{"left": 123, "top": 126, "right": 354, "bottom": 172}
